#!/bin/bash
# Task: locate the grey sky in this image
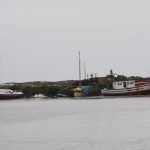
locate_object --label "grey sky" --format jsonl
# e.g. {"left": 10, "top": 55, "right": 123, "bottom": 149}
{"left": 0, "top": 0, "right": 150, "bottom": 83}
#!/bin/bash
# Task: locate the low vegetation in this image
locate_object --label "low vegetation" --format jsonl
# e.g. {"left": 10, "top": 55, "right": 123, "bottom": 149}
{"left": 0, "top": 75, "right": 149, "bottom": 98}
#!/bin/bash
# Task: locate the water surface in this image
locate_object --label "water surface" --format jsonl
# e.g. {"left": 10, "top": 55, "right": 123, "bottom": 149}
{"left": 0, "top": 97, "right": 150, "bottom": 150}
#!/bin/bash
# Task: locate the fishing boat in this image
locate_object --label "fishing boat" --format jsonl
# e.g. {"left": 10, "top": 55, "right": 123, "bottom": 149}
{"left": 0, "top": 89, "right": 24, "bottom": 99}
{"left": 101, "top": 80, "right": 150, "bottom": 96}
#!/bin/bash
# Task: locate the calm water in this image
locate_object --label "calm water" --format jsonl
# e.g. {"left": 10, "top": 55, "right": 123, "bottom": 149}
{"left": 0, "top": 97, "right": 150, "bottom": 150}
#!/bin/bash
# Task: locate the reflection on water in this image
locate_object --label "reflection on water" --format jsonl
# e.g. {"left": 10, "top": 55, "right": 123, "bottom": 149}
{"left": 0, "top": 97, "right": 150, "bottom": 150}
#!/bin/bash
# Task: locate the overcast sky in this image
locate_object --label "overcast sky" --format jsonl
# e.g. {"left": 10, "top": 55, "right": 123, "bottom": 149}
{"left": 0, "top": 0, "right": 150, "bottom": 83}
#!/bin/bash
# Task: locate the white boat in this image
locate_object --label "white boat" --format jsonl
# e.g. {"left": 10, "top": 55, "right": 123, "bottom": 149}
{"left": 0, "top": 89, "right": 24, "bottom": 99}
{"left": 33, "top": 94, "right": 47, "bottom": 98}
{"left": 74, "top": 91, "right": 83, "bottom": 97}
{"left": 101, "top": 80, "right": 150, "bottom": 96}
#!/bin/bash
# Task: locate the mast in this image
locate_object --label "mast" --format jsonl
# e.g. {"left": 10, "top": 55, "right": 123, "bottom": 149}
{"left": 84, "top": 62, "right": 86, "bottom": 79}
{"left": 79, "top": 51, "right": 81, "bottom": 81}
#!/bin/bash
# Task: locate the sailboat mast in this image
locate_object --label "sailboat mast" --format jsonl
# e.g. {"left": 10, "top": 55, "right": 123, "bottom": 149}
{"left": 79, "top": 51, "right": 81, "bottom": 81}
{"left": 84, "top": 62, "right": 86, "bottom": 79}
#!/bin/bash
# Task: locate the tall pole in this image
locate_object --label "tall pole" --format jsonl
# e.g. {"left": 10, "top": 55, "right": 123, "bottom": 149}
{"left": 79, "top": 51, "right": 81, "bottom": 81}
{"left": 84, "top": 62, "right": 86, "bottom": 79}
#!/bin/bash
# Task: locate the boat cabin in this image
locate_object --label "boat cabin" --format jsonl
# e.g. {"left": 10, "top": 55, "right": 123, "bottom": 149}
{"left": 113, "top": 81, "right": 135, "bottom": 89}
{"left": 0, "top": 89, "right": 13, "bottom": 94}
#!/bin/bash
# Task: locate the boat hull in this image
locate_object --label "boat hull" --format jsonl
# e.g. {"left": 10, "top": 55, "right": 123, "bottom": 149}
{"left": 0, "top": 94, "right": 24, "bottom": 100}
{"left": 101, "top": 84, "right": 150, "bottom": 96}
{"left": 74, "top": 92, "right": 83, "bottom": 97}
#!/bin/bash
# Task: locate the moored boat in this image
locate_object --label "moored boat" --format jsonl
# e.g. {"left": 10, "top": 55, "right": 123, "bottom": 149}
{"left": 0, "top": 89, "right": 24, "bottom": 99}
{"left": 73, "top": 87, "right": 83, "bottom": 97}
{"left": 101, "top": 80, "right": 150, "bottom": 96}
{"left": 33, "top": 94, "right": 47, "bottom": 98}
{"left": 73, "top": 86, "right": 90, "bottom": 97}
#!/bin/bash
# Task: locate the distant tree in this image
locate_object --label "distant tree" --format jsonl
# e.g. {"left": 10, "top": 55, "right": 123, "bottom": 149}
{"left": 44, "top": 86, "right": 59, "bottom": 97}
{"left": 72, "top": 81, "right": 80, "bottom": 87}
{"left": 115, "top": 75, "right": 127, "bottom": 81}
{"left": 22, "top": 86, "right": 36, "bottom": 97}
{"left": 10, "top": 84, "right": 23, "bottom": 91}
{"left": 81, "top": 79, "right": 89, "bottom": 86}
{"left": 88, "top": 85, "right": 101, "bottom": 96}
{"left": 59, "top": 87, "right": 74, "bottom": 97}
{"left": 128, "top": 76, "right": 144, "bottom": 82}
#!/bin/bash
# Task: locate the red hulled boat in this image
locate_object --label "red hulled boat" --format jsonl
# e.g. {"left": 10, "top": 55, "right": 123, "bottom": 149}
{"left": 0, "top": 89, "right": 24, "bottom": 100}
{"left": 101, "top": 81, "right": 150, "bottom": 96}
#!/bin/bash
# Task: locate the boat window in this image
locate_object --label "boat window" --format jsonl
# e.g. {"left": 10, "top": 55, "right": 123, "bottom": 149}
{"left": 118, "top": 82, "right": 122, "bottom": 85}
